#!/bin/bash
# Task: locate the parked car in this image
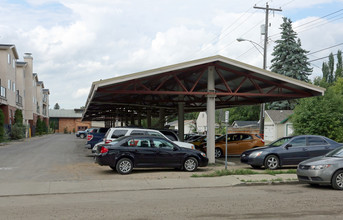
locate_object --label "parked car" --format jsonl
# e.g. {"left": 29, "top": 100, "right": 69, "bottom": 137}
{"left": 241, "top": 135, "right": 343, "bottom": 170}
{"left": 199, "top": 133, "right": 265, "bottom": 158}
{"left": 103, "top": 128, "right": 195, "bottom": 149}
{"left": 76, "top": 128, "right": 98, "bottom": 139}
{"left": 86, "top": 127, "right": 110, "bottom": 149}
{"left": 94, "top": 135, "right": 208, "bottom": 174}
{"left": 297, "top": 146, "right": 343, "bottom": 190}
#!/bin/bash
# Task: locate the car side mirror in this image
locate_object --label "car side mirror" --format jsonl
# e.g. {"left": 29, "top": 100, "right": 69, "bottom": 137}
{"left": 285, "top": 144, "right": 292, "bottom": 149}
{"left": 173, "top": 146, "right": 179, "bottom": 151}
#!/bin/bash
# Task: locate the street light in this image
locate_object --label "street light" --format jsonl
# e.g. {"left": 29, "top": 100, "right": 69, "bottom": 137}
{"left": 236, "top": 38, "right": 266, "bottom": 139}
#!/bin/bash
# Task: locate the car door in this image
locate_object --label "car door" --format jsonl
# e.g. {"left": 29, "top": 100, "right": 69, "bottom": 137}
{"left": 125, "top": 137, "right": 157, "bottom": 167}
{"left": 152, "top": 137, "right": 182, "bottom": 167}
{"left": 227, "top": 134, "right": 242, "bottom": 155}
{"left": 280, "top": 137, "right": 309, "bottom": 165}
{"left": 307, "top": 136, "right": 331, "bottom": 157}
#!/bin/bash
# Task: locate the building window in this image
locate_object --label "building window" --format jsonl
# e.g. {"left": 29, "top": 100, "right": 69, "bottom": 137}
{"left": 12, "top": 82, "right": 15, "bottom": 92}
{"left": 8, "top": 54, "right": 11, "bottom": 64}
{"left": 12, "top": 59, "right": 15, "bottom": 68}
{"left": 8, "top": 80, "right": 11, "bottom": 90}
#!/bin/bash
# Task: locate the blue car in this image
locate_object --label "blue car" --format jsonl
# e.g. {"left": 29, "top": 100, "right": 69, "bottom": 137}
{"left": 240, "top": 135, "right": 343, "bottom": 170}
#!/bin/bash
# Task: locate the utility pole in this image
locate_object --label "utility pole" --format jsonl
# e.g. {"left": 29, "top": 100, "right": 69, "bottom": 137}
{"left": 254, "top": 3, "right": 282, "bottom": 139}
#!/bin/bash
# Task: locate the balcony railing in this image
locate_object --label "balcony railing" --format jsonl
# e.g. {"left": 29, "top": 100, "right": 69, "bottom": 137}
{"left": 0, "top": 86, "right": 6, "bottom": 98}
{"left": 16, "top": 94, "right": 23, "bottom": 106}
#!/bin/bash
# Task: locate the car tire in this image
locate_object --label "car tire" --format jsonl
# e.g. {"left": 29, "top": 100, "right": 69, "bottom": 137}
{"left": 116, "top": 158, "right": 133, "bottom": 175}
{"left": 183, "top": 157, "right": 198, "bottom": 172}
{"left": 80, "top": 134, "right": 85, "bottom": 139}
{"left": 264, "top": 155, "right": 279, "bottom": 170}
{"left": 215, "top": 148, "right": 223, "bottom": 158}
{"left": 332, "top": 170, "right": 343, "bottom": 190}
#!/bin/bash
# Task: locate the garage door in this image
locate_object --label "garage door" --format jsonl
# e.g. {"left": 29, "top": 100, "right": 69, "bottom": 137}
{"left": 264, "top": 125, "right": 275, "bottom": 142}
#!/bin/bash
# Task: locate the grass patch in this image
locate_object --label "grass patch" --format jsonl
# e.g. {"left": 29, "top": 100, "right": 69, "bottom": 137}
{"left": 192, "top": 169, "right": 296, "bottom": 178}
{"left": 192, "top": 169, "right": 259, "bottom": 177}
{"left": 264, "top": 169, "right": 297, "bottom": 175}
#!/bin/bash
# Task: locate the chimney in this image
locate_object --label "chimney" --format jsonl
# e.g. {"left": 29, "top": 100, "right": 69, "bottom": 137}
{"left": 24, "top": 53, "right": 33, "bottom": 74}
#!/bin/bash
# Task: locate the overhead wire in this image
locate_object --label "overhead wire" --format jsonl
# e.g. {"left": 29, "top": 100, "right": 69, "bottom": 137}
{"left": 194, "top": 0, "right": 265, "bottom": 57}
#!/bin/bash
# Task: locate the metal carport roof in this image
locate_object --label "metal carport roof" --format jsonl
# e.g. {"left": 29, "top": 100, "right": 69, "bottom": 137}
{"left": 82, "top": 55, "right": 325, "bottom": 121}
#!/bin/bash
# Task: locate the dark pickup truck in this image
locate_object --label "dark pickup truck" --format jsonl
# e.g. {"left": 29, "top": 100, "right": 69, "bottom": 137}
{"left": 86, "top": 127, "right": 110, "bottom": 149}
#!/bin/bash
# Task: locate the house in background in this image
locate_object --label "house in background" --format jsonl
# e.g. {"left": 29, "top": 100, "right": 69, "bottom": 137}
{"left": 166, "top": 120, "right": 195, "bottom": 134}
{"left": 49, "top": 109, "right": 104, "bottom": 133}
{"left": 196, "top": 112, "right": 207, "bottom": 133}
{"left": 264, "top": 110, "right": 294, "bottom": 142}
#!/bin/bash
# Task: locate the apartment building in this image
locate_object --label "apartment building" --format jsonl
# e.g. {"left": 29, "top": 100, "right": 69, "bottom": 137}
{"left": 0, "top": 44, "right": 50, "bottom": 136}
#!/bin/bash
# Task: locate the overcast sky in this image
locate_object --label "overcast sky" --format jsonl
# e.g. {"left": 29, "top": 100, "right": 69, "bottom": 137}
{"left": 1, "top": 0, "right": 343, "bottom": 109}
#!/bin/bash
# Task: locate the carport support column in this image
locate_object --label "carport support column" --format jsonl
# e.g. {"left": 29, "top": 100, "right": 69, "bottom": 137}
{"left": 147, "top": 109, "right": 152, "bottom": 128}
{"left": 178, "top": 102, "right": 185, "bottom": 141}
{"left": 207, "top": 66, "right": 216, "bottom": 164}
{"left": 159, "top": 108, "right": 165, "bottom": 129}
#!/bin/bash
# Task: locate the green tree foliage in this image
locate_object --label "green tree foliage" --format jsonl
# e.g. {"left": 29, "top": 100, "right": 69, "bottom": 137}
{"left": 335, "top": 50, "right": 343, "bottom": 80}
{"left": 269, "top": 17, "right": 312, "bottom": 110}
{"left": 0, "top": 109, "right": 5, "bottom": 142}
{"left": 11, "top": 109, "right": 25, "bottom": 140}
{"left": 36, "top": 117, "right": 45, "bottom": 135}
{"left": 291, "top": 78, "right": 343, "bottom": 142}
{"left": 227, "top": 105, "right": 260, "bottom": 124}
{"left": 270, "top": 18, "right": 312, "bottom": 82}
{"left": 14, "top": 109, "right": 23, "bottom": 125}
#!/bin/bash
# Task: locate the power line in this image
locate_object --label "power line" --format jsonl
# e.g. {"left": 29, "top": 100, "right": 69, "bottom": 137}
{"left": 308, "top": 43, "right": 343, "bottom": 55}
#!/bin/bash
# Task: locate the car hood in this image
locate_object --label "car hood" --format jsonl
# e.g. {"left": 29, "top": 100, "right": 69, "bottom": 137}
{"left": 242, "top": 145, "right": 274, "bottom": 154}
{"left": 173, "top": 141, "right": 194, "bottom": 149}
{"left": 300, "top": 156, "right": 343, "bottom": 165}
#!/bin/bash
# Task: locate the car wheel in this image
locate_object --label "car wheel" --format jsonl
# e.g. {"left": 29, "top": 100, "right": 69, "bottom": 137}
{"left": 80, "top": 134, "right": 85, "bottom": 139}
{"left": 183, "top": 157, "right": 198, "bottom": 172}
{"left": 215, "top": 148, "right": 223, "bottom": 158}
{"left": 264, "top": 155, "right": 279, "bottom": 170}
{"left": 116, "top": 158, "right": 133, "bottom": 175}
{"left": 332, "top": 170, "right": 343, "bottom": 190}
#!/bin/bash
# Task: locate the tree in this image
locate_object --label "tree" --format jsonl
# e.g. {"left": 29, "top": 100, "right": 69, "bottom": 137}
{"left": 269, "top": 17, "right": 312, "bottom": 110}
{"left": 0, "top": 109, "right": 5, "bottom": 142}
{"left": 227, "top": 105, "right": 260, "bottom": 124}
{"left": 11, "top": 110, "right": 25, "bottom": 140}
{"left": 54, "top": 103, "right": 60, "bottom": 109}
{"left": 335, "top": 50, "right": 343, "bottom": 80}
{"left": 14, "top": 109, "right": 23, "bottom": 125}
{"left": 291, "top": 78, "right": 343, "bottom": 143}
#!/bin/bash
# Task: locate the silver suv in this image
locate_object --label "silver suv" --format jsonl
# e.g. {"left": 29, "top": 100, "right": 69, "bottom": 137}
{"left": 103, "top": 128, "right": 195, "bottom": 149}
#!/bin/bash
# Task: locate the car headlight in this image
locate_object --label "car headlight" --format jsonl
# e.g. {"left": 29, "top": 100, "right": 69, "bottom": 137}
{"left": 249, "top": 151, "right": 263, "bottom": 158}
{"left": 310, "top": 164, "right": 331, "bottom": 170}
{"left": 200, "top": 152, "right": 207, "bottom": 157}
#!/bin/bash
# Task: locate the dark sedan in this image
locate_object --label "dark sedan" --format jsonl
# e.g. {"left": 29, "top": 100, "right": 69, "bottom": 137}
{"left": 240, "top": 135, "right": 343, "bottom": 170}
{"left": 94, "top": 135, "right": 209, "bottom": 174}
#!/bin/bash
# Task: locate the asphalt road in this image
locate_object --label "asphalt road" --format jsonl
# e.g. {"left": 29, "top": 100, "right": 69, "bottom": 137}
{"left": 0, "top": 184, "right": 342, "bottom": 220}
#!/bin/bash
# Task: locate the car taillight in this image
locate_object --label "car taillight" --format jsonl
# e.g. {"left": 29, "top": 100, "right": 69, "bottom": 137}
{"left": 105, "top": 139, "right": 112, "bottom": 144}
{"left": 100, "top": 146, "right": 108, "bottom": 154}
{"left": 87, "top": 135, "right": 93, "bottom": 141}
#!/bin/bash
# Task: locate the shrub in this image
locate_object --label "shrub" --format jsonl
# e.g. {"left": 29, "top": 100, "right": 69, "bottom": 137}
{"left": 11, "top": 124, "right": 25, "bottom": 140}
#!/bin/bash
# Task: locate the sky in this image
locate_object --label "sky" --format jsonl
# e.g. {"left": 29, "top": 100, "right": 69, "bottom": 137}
{"left": 1, "top": 0, "right": 343, "bottom": 109}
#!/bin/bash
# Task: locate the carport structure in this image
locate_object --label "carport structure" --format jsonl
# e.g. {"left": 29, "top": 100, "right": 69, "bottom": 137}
{"left": 82, "top": 55, "right": 325, "bottom": 163}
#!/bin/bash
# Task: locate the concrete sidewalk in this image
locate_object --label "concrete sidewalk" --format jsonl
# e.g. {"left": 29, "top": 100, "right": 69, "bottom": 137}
{"left": 0, "top": 173, "right": 298, "bottom": 197}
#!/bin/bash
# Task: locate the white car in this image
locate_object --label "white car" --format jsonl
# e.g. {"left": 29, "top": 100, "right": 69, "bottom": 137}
{"left": 103, "top": 128, "right": 195, "bottom": 149}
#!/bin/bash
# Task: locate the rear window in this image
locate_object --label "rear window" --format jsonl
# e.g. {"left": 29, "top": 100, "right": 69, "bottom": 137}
{"left": 308, "top": 137, "right": 328, "bottom": 146}
{"left": 111, "top": 129, "right": 128, "bottom": 138}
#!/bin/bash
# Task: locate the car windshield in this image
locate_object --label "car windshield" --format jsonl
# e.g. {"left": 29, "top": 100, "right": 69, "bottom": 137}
{"left": 268, "top": 137, "right": 293, "bottom": 147}
{"left": 326, "top": 147, "right": 343, "bottom": 158}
